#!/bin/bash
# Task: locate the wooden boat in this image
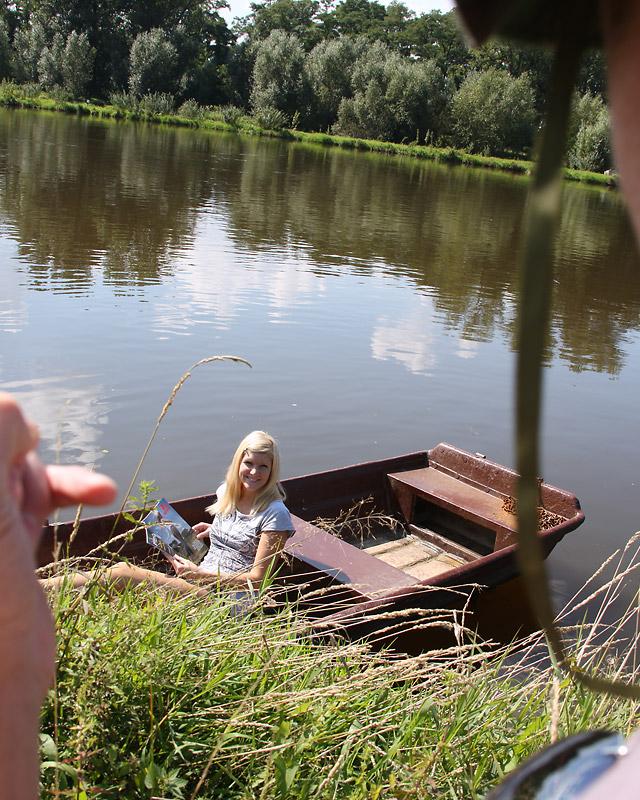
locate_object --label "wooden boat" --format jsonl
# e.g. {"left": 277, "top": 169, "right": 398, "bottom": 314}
{"left": 38, "top": 444, "right": 584, "bottom": 651}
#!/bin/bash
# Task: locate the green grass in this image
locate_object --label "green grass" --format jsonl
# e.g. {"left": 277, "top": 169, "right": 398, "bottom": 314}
{"left": 40, "top": 536, "right": 640, "bottom": 800}
{"left": 0, "top": 82, "right": 617, "bottom": 188}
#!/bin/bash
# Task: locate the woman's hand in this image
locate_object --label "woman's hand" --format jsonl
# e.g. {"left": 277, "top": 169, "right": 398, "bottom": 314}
{"left": 168, "top": 554, "right": 204, "bottom": 580}
{"left": 193, "top": 521, "right": 210, "bottom": 540}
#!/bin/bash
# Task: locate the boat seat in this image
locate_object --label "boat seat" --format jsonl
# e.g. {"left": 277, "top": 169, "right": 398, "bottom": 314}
{"left": 285, "top": 514, "right": 417, "bottom": 598}
{"left": 387, "top": 467, "right": 517, "bottom": 551}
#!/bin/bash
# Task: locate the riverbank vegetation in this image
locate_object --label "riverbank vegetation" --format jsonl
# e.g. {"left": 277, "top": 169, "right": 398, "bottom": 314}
{"left": 40, "top": 536, "right": 640, "bottom": 799}
{"left": 0, "top": 1, "right": 612, "bottom": 176}
{"left": 0, "top": 81, "right": 615, "bottom": 188}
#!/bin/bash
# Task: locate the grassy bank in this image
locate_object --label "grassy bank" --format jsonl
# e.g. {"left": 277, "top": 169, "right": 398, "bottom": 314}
{"left": 0, "top": 83, "right": 616, "bottom": 188}
{"left": 40, "top": 536, "right": 640, "bottom": 800}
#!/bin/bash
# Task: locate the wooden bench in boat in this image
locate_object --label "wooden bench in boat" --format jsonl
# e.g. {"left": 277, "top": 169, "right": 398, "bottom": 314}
{"left": 387, "top": 466, "right": 518, "bottom": 552}
{"left": 285, "top": 514, "right": 417, "bottom": 598}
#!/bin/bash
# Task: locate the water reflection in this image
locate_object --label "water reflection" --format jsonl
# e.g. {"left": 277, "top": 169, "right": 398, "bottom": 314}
{"left": 0, "top": 109, "right": 638, "bottom": 378}
{"left": 372, "top": 298, "right": 438, "bottom": 375}
{"left": 2, "top": 376, "right": 110, "bottom": 468}
{"left": 0, "top": 111, "right": 219, "bottom": 288}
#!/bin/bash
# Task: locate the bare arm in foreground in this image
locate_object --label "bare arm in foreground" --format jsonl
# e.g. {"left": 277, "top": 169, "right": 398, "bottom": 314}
{"left": 0, "top": 393, "right": 117, "bottom": 800}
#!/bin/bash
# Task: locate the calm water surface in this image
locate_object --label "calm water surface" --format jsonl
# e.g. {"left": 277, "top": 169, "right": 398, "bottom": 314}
{"left": 1, "top": 109, "right": 640, "bottom": 619}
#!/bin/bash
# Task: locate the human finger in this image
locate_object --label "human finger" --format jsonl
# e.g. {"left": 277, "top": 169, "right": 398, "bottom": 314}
{"left": 45, "top": 465, "right": 118, "bottom": 508}
{"left": 193, "top": 522, "right": 209, "bottom": 533}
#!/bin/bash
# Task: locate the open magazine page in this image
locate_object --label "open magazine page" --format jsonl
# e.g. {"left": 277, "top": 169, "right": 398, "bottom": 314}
{"left": 143, "top": 498, "right": 208, "bottom": 565}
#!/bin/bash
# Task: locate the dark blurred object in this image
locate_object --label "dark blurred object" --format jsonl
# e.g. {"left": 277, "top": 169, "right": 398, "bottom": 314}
{"left": 486, "top": 730, "right": 627, "bottom": 799}
{"left": 455, "top": 0, "right": 601, "bottom": 47}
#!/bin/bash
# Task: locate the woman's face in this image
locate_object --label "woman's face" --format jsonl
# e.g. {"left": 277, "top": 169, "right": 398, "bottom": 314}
{"left": 238, "top": 450, "right": 272, "bottom": 497}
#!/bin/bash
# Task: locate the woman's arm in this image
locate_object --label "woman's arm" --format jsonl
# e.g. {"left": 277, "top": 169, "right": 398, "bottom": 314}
{"left": 171, "top": 530, "right": 290, "bottom": 588}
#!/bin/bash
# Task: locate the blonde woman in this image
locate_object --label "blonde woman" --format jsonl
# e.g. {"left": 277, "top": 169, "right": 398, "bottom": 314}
{"left": 43, "top": 431, "right": 294, "bottom": 597}
{"left": 172, "top": 430, "right": 294, "bottom": 587}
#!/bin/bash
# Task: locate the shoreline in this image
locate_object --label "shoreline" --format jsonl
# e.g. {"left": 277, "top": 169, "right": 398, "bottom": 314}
{"left": 0, "top": 89, "right": 617, "bottom": 188}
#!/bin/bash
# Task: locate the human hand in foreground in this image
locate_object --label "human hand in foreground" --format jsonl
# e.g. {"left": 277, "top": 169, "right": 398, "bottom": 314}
{"left": 192, "top": 521, "right": 211, "bottom": 540}
{"left": 0, "top": 392, "right": 117, "bottom": 800}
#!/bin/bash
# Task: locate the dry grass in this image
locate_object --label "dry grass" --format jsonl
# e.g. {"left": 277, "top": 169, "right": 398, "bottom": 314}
{"left": 39, "top": 534, "right": 640, "bottom": 800}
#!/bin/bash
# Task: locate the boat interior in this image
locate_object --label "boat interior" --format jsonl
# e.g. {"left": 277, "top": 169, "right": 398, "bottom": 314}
{"left": 282, "top": 444, "right": 581, "bottom": 603}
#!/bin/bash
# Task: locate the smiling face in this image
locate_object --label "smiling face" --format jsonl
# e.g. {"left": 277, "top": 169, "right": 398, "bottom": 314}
{"left": 238, "top": 450, "right": 272, "bottom": 498}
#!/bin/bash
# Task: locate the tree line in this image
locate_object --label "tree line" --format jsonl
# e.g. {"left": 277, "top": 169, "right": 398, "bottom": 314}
{"left": 0, "top": 0, "right": 611, "bottom": 171}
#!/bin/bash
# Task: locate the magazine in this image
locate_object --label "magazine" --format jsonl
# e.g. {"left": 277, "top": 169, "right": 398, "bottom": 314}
{"left": 143, "top": 499, "right": 208, "bottom": 565}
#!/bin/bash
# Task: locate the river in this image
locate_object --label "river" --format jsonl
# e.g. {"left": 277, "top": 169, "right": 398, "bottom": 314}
{"left": 1, "top": 108, "right": 639, "bottom": 626}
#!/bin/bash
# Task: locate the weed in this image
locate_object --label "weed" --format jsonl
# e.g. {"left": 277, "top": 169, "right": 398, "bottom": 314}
{"left": 138, "top": 92, "right": 175, "bottom": 116}
{"left": 40, "top": 535, "right": 640, "bottom": 799}
{"left": 252, "top": 105, "right": 288, "bottom": 131}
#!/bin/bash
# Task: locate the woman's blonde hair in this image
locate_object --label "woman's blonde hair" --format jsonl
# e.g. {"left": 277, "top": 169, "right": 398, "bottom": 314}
{"left": 206, "top": 430, "right": 284, "bottom": 516}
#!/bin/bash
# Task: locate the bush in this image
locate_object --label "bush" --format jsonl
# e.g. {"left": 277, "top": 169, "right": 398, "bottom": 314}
{"left": 18, "top": 82, "right": 42, "bottom": 99}
{"left": 177, "top": 98, "right": 206, "bottom": 120}
{"left": 216, "top": 103, "right": 244, "bottom": 126}
{"left": 109, "top": 90, "right": 139, "bottom": 111}
{"left": 569, "top": 111, "right": 611, "bottom": 172}
{"left": 253, "top": 105, "right": 288, "bottom": 130}
{"left": 129, "top": 29, "right": 178, "bottom": 97}
{"left": 0, "top": 78, "right": 20, "bottom": 105}
{"left": 138, "top": 92, "right": 175, "bottom": 115}
{"left": 48, "top": 85, "right": 72, "bottom": 102}
{"left": 449, "top": 67, "right": 536, "bottom": 156}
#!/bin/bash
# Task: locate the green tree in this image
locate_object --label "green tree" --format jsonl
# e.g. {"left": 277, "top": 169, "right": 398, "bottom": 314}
{"left": 468, "top": 41, "right": 552, "bottom": 110}
{"left": 12, "top": 19, "right": 48, "bottom": 82}
{"left": 15, "top": 1, "right": 232, "bottom": 100}
{"left": 576, "top": 48, "right": 606, "bottom": 98}
{"left": 61, "top": 31, "right": 95, "bottom": 97}
{"left": 380, "top": 1, "right": 414, "bottom": 53}
{"left": 129, "top": 28, "right": 178, "bottom": 96}
{"left": 403, "top": 10, "right": 468, "bottom": 80}
{"left": 567, "top": 93, "right": 611, "bottom": 173}
{"left": 227, "top": 38, "right": 254, "bottom": 106}
{"left": 334, "top": 40, "right": 446, "bottom": 142}
{"left": 240, "top": 0, "right": 323, "bottom": 51}
{"left": 0, "top": 18, "right": 10, "bottom": 79}
{"left": 37, "top": 31, "right": 65, "bottom": 89}
{"left": 449, "top": 68, "right": 536, "bottom": 156}
{"left": 321, "top": 0, "right": 387, "bottom": 39}
{"left": 250, "top": 29, "right": 308, "bottom": 121}
{"left": 305, "top": 35, "right": 368, "bottom": 128}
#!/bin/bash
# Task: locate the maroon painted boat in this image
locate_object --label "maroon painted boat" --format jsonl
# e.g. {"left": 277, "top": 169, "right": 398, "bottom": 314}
{"left": 38, "top": 444, "right": 584, "bottom": 650}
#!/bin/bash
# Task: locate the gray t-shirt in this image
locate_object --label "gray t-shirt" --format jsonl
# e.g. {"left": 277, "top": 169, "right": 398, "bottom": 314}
{"left": 200, "top": 486, "right": 294, "bottom": 575}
